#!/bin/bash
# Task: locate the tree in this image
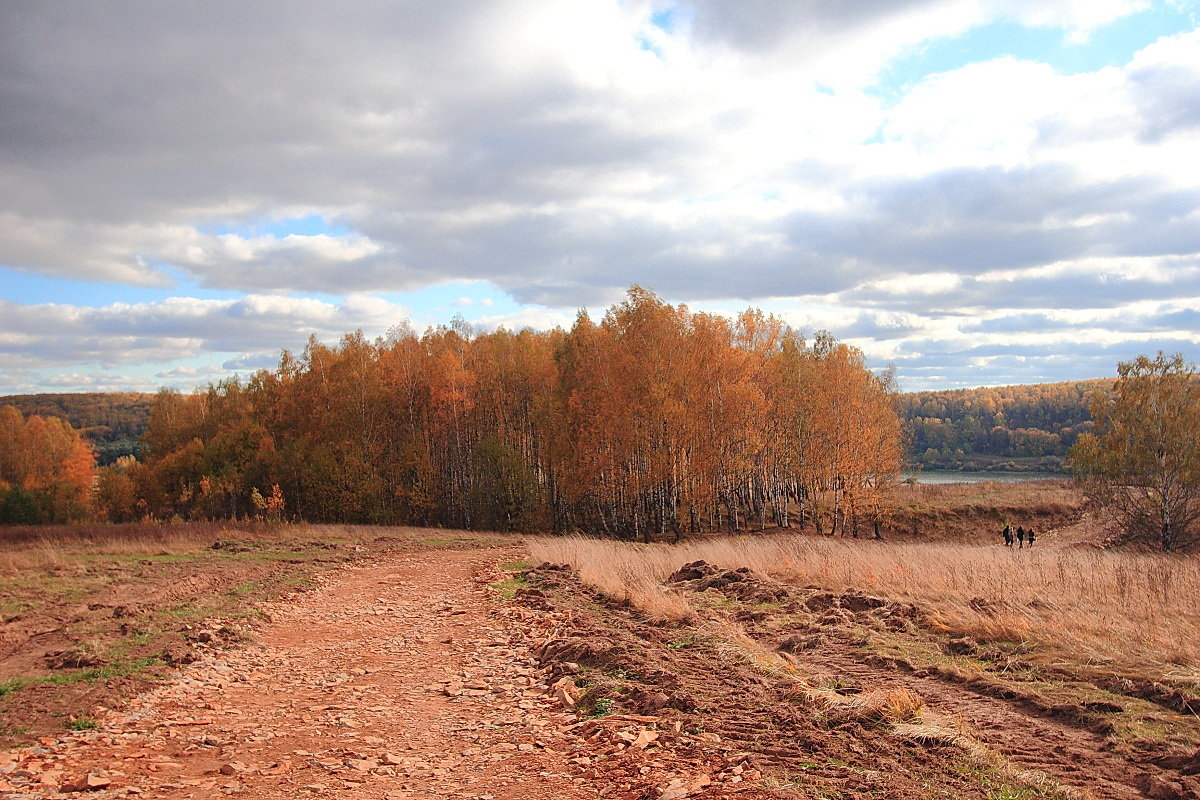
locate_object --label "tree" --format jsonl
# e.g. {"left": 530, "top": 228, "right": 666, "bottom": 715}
{"left": 1068, "top": 352, "right": 1200, "bottom": 551}
{"left": 0, "top": 405, "right": 97, "bottom": 523}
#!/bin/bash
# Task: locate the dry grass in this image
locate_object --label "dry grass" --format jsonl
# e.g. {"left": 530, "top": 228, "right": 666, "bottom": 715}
{"left": 0, "top": 522, "right": 515, "bottom": 574}
{"left": 892, "top": 478, "right": 1080, "bottom": 508}
{"left": 527, "top": 534, "right": 1200, "bottom": 682}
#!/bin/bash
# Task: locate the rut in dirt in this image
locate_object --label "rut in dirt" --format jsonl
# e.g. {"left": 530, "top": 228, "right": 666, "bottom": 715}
{"left": 528, "top": 559, "right": 1200, "bottom": 800}
{"left": 668, "top": 560, "right": 1200, "bottom": 800}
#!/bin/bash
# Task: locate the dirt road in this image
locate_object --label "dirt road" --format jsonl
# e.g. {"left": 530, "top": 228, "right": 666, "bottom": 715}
{"left": 1, "top": 548, "right": 598, "bottom": 799}
{"left": 6, "top": 544, "right": 1198, "bottom": 800}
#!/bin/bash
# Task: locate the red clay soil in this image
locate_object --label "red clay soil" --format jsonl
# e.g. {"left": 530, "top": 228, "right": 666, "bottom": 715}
{"left": 660, "top": 561, "right": 1200, "bottom": 800}
{"left": 0, "top": 549, "right": 771, "bottom": 799}
{"left": 5, "top": 547, "right": 1198, "bottom": 800}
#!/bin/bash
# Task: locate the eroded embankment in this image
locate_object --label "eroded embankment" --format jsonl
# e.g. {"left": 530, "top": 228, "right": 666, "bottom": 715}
{"left": 524, "top": 560, "right": 1200, "bottom": 800}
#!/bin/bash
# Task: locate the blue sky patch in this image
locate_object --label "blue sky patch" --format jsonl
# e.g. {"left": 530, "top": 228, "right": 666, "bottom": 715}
{"left": 871, "top": 3, "right": 1197, "bottom": 105}
{"left": 0, "top": 265, "right": 242, "bottom": 307}
{"left": 199, "top": 213, "right": 351, "bottom": 239}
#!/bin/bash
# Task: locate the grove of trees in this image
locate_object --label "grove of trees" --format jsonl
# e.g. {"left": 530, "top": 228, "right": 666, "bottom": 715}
{"left": 103, "top": 288, "right": 903, "bottom": 539}
{"left": 1069, "top": 352, "right": 1200, "bottom": 551}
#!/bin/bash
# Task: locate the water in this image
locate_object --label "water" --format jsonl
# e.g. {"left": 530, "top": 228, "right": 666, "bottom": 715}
{"left": 901, "top": 470, "right": 1064, "bottom": 484}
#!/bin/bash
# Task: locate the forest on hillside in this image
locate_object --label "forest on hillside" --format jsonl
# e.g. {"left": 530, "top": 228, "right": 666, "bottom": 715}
{"left": 897, "top": 380, "right": 1110, "bottom": 472}
{"left": 92, "top": 289, "right": 901, "bottom": 538}
{"left": 0, "top": 393, "right": 151, "bottom": 465}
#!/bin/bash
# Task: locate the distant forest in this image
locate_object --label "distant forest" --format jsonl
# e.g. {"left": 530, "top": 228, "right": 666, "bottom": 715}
{"left": 897, "top": 379, "right": 1111, "bottom": 473}
{"left": 0, "top": 393, "right": 152, "bottom": 465}
{"left": 2, "top": 374, "right": 1109, "bottom": 477}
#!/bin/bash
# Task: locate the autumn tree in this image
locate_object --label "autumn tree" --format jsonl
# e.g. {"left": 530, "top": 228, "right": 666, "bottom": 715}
{"left": 0, "top": 405, "right": 97, "bottom": 523}
{"left": 1068, "top": 352, "right": 1200, "bottom": 551}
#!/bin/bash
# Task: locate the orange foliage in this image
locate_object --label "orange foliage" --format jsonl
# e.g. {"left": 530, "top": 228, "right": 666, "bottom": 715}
{"left": 0, "top": 405, "right": 97, "bottom": 523}
{"left": 118, "top": 288, "right": 902, "bottom": 535}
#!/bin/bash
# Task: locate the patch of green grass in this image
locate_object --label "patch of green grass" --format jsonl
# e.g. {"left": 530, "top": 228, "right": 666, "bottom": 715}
{"left": 44, "top": 656, "right": 165, "bottom": 687}
{"left": 158, "top": 603, "right": 205, "bottom": 619}
{"left": 489, "top": 574, "right": 530, "bottom": 601}
{"left": 0, "top": 677, "right": 35, "bottom": 697}
{"left": 589, "top": 697, "right": 615, "bottom": 717}
{"left": 667, "top": 635, "right": 697, "bottom": 649}
{"left": 124, "top": 552, "right": 205, "bottom": 564}
{"left": 499, "top": 559, "right": 531, "bottom": 572}
{"left": 65, "top": 716, "right": 98, "bottom": 731}
{"left": 1, "top": 575, "right": 102, "bottom": 602}
{"left": 952, "top": 750, "right": 1081, "bottom": 800}
{"left": 104, "top": 629, "right": 158, "bottom": 659}
{"left": 860, "top": 624, "right": 1200, "bottom": 751}
{"left": 0, "top": 597, "right": 37, "bottom": 617}
{"left": 226, "top": 580, "right": 264, "bottom": 597}
{"left": 0, "top": 655, "right": 165, "bottom": 700}
{"left": 239, "top": 549, "right": 316, "bottom": 562}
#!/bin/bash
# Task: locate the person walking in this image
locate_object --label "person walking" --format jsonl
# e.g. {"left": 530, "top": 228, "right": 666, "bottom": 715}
{"left": 1026, "top": 528, "right": 1037, "bottom": 548}
{"left": 1001, "top": 524, "right": 1014, "bottom": 547}
{"left": 1016, "top": 526, "right": 1026, "bottom": 549}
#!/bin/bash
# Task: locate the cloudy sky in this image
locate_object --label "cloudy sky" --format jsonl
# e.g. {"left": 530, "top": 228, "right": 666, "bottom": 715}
{"left": 2, "top": 0, "right": 1199, "bottom": 394}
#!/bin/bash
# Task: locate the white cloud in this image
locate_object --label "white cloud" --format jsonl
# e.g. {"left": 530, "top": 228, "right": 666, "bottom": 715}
{"left": 997, "top": 0, "right": 1150, "bottom": 39}
{"left": 0, "top": 294, "right": 412, "bottom": 386}
{"left": 0, "top": 2, "right": 1198, "bottom": 389}
{"left": 472, "top": 308, "right": 575, "bottom": 332}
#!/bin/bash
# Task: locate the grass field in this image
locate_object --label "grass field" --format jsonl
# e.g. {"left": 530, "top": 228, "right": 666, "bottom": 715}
{"left": 527, "top": 533, "right": 1200, "bottom": 688}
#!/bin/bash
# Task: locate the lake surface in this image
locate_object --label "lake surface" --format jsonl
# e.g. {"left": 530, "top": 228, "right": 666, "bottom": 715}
{"left": 901, "top": 470, "right": 1065, "bottom": 484}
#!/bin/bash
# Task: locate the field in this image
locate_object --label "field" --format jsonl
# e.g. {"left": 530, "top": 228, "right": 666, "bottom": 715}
{"left": 2, "top": 480, "right": 1199, "bottom": 799}
{"left": 523, "top": 533, "right": 1200, "bottom": 798}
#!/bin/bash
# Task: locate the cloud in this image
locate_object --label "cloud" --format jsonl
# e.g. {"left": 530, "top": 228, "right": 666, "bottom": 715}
{"left": 1127, "top": 29, "right": 1200, "bottom": 141}
{"left": 2, "top": 3, "right": 1196, "bottom": 304}
{"left": 472, "top": 307, "right": 575, "bottom": 332}
{"left": 0, "top": 294, "right": 412, "bottom": 372}
{"left": 0, "top": 2, "right": 1198, "bottom": 390}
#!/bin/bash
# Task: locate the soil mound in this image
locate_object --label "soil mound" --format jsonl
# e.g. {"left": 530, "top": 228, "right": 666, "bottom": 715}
{"left": 666, "top": 560, "right": 791, "bottom": 603}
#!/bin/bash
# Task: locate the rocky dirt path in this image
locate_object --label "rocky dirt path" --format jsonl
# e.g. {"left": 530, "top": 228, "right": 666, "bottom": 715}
{"left": 0, "top": 548, "right": 597, "bottom": 799}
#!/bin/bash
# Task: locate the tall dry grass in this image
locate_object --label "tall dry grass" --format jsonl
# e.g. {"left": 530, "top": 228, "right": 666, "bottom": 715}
{"left": 527, "top": 534, "right": 1200, "bottom": 681}
{"left": 0, "top": 522, "right": 233, "bottom": 573}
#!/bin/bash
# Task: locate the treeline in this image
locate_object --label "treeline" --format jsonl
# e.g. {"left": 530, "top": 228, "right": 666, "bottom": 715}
{"left": 897, "top": 380, "right": 1110, "bottom": 471}
{"left": 0, "top": 406, "right": 96, "bottom": 523}
{"left": 0, "top": 393, "right": 152, "bottom": 465}
{"left": 100, "top": 288, "right": 901, "bottom": 538}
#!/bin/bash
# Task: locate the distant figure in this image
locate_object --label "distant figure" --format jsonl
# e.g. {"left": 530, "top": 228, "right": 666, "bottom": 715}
{"left": 1027, "top": 528, "right": 1037, "bottom": 548}
{"left": 1001, "top": 524, "right": 1014, "bottom": 548}
{"left": 1016, "top": 526, "right": 1027, "bottom": 549}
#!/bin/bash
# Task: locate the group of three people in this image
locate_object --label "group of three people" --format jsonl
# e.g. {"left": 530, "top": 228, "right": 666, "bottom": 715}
{"left": 1001, "top": 523, "right": 1036, "bottom": 548}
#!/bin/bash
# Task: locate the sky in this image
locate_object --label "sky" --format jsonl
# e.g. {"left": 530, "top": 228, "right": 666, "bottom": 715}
{"left": 1, "top": 0, "right": 1199, "bottom": 394}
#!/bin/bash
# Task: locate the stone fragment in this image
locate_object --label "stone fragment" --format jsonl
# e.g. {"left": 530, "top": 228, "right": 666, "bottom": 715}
{"left": 632, "top": 730, "right": 660, "bottom": 749}
{"left": 551, "top": 677, "right": 582, "bottom": 708}
{"left": 60, "top": 773, "right": 112, "bottom": 792}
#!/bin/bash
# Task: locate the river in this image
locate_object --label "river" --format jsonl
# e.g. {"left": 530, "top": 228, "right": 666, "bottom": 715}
{"left": 901, "top": 470, "right": 1065, "bottom": 484}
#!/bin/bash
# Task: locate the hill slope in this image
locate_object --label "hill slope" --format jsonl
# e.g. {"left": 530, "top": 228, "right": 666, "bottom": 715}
{"left": 0, "top": 393, "right": 153, "bottom": 465}
{"left": 897, "top": 379, "right": 1111, "bottom": 472}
